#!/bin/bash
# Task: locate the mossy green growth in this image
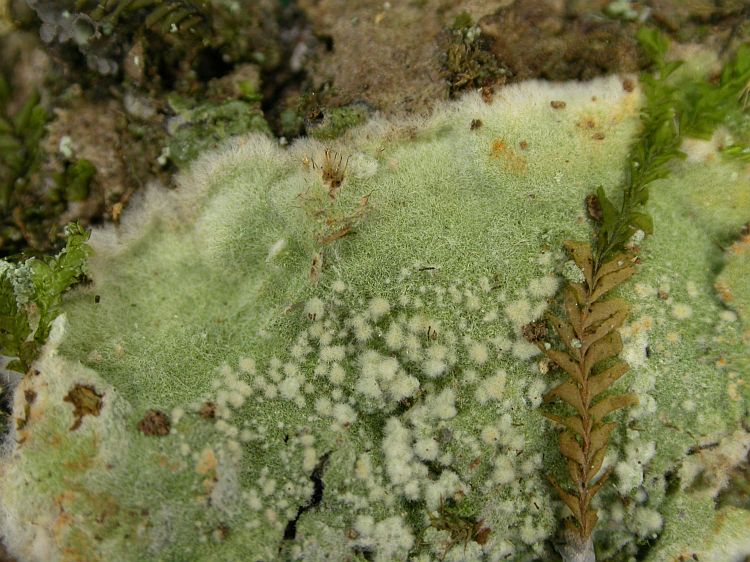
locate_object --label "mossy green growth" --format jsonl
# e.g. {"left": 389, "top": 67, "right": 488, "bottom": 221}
{"left": 0, "top": 75, "right": 48, "bottom": 249}
{"left": 166, "top": 96, "right": 270, "bottom": 168}
{"left": 673, "top": 42, "right": 750, "bottom": 162}
{"left": 0, "top": 78, "right": 45, "bottom": 164}
{"left": 0, "top": 74, "right": 103, "bottom": 256}
{"left": 0, "top": 74, "right": 748, "bottom": 562}
{"left": 443, "top": 12, "right": 506, "bottom": 97}
{"left": 54, "top": 158, "right": 96, "bottom": 202}
{"left": 307, "top": 103, "right": 370, "bottom": 141}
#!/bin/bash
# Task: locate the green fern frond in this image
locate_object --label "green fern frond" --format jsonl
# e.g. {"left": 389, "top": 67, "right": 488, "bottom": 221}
{"left": 0, "top": 222, "right": 92, "bottom": 373}
{"left": 595, "top": 33, "right": 750, "bottom": 269}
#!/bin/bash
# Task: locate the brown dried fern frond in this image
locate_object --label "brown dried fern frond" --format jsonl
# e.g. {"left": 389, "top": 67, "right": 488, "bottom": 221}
{"left": 529, "top": 240, "right": 639, "bottom": 541}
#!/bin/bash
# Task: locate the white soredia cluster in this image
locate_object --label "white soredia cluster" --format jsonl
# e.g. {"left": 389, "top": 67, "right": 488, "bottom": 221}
{"left": 0, "top": 74, "right": 748, "bottom": 562}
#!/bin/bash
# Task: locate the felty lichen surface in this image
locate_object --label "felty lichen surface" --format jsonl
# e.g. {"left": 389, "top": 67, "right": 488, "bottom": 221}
{"left": 0, "top": 74, "right": 748, "bottom": 562}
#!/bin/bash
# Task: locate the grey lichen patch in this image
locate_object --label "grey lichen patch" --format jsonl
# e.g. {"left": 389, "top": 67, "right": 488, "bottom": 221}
{"left": 0, "top": 76, "right": 748, "bottom": 561}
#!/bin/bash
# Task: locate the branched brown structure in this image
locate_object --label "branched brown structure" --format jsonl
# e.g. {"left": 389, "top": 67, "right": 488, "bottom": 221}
{"left": 531, "top": 240, "right": 639, "bottom": 542}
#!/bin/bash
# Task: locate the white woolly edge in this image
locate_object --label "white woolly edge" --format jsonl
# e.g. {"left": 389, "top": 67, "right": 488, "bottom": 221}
{"left": 91, "top": 74, "right": 639, "bottom": 262}
{"left": 91, "top": 134, "right": 284, "bottom": 260}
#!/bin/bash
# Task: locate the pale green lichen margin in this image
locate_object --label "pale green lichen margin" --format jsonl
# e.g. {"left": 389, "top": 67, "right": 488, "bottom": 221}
{"left": 0, "top": 76, "right": 748, "bottom": 562}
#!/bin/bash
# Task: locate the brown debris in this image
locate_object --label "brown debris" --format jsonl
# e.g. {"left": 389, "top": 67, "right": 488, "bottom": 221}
{"left": 442, "top": 19, "right": 507, "bottom": 97}
{"left": 310, "top": 252, "right": 323, "bottom": 283}
{"left": 474, "top": 525, "right": 491, "bottom": 545}
{"left": 715, "top": 277, "right": 736, "bottom": 305}
{"left": 63, "top": 385, "right": 104, "bottom": 431}
{"left": 213, "top": 523, "right": 231, "bottom": 542}
{"left": 585, "top": 194, "right": 603, "bottom": 222}
{"left": 313, "top": 148, "right": 349, "bottom": 198}
{"left": 489, "top": 139, "right": 527, "bottom": 173}
{"left": 319, "top": 225, "right": 353, "bottom": 246}
{"left": 199, "top": 401, "right": 217, "bottom": 420}
{"left": 137, "top": 409, "right": 171, "bottom": 437}
{"left": 15, "top": 389, "right": 37, "bottom": 431}
{"left": 577, "top": 117, "right": 597, "bottom": 130}
{"left": 123, "top": 39, "right": 146, "bottom": 84}
{"left": 427, "top": 496, "right": 492, "bottom": 556}
{"left": 480, "top": 1, "right": 641, "bottom": 83}
{"left": 480, "top": 85, "right": 495, "bottom": 104}
{"left": 298, "top": 0, "right": 452, "bottom": 114}
{"left": 550, "top": 100, "right": 567, "bottom": 109}
{"left": 470, "top": 118, "right": 483, "bottom": 130}
{"left": 427, "top": 325, "right": 438, "bottom": 341}
{"left": 523, "top": 320, "right": 548, "bottom": 343}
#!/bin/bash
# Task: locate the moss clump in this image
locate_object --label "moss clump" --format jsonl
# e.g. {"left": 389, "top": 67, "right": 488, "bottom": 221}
{"left": 0, "top": 76, "right": 48, "bottom": 253}
{"left": 307, "top": 103, "right": 371, "bottom": 141}
{"left": 442, "top": 12, "right": 507, "bottom": 97}
{"left": 55, "top": 158, "right": 96, "bottom": 202}
{"left": 166, "top": 96, "right": 270, "bottom": 169}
